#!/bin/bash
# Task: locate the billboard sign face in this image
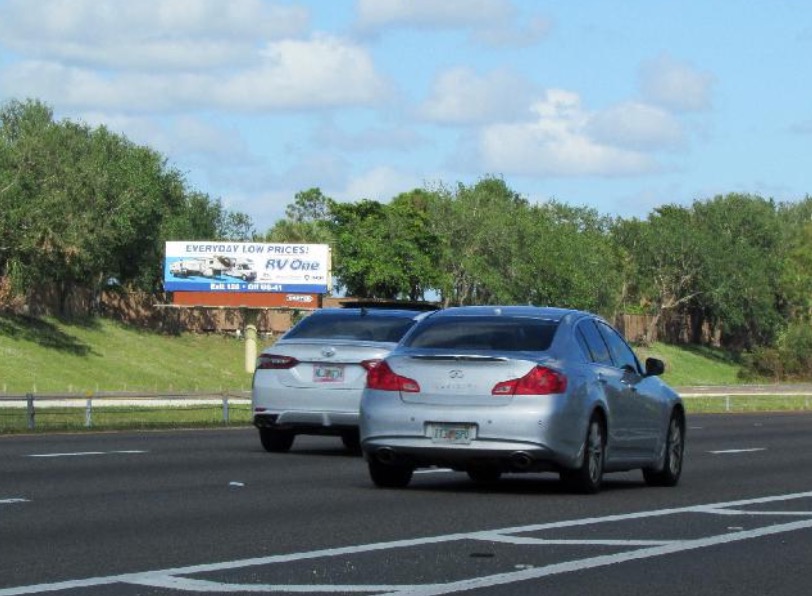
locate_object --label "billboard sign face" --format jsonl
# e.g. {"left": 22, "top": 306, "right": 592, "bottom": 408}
{"left": 164, "top": 242, "right": 331, "bottom": 294}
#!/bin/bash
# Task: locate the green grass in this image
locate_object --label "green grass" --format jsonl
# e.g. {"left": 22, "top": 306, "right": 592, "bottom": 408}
{"left": 0, "top": 313, "right": 267, "bottom": 394}
{"left": 0, "top": 402, "right": 254, "bottom": 434}
{"left": 636, "top": 342, "right": 750, "bottom": 387}
{"left": 683, "top": 395, "right": 812, "bottom": 414}
{"left": 1, "top": 316, "right": 743, "bottom": 394}
{"left": 2, "top": 313, "right": 806, "bottom": 433}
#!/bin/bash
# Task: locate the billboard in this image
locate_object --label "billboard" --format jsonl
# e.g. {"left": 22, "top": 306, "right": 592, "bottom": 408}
{"left": 164, "top": 242, "right": 331, "bottom": 294}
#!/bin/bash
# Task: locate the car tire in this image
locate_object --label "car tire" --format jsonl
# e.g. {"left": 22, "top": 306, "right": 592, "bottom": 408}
{"left": 341, "top": 431, "right": 361, "bottom": 454}
{"left": 368, "top": 460, "right": 413, "bottom": 488}
{"left": 561, "top": 415, "right": 605, "bottom": 494}
{"left": 643, "top": 413, "right": 684, "bottom": 487}
{"left": 467, "top": 466, "right": 502, "bottom": 485}
{"left": 259, "top": 428, "right": 295, "bottom": 453}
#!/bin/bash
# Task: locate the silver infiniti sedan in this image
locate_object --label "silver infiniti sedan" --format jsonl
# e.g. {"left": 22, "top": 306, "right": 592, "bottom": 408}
{"left": 359, "top": 306, "right": 685, "bottom": 493}
{"left": 252, "top": 306, "right": 434, "bottom": 453}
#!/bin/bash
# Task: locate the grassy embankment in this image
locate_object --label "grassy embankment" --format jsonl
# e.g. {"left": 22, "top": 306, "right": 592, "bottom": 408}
{"left": 0, "top": 313, "right": 808, "bottom": 433}
{"left": 0, "top": 314, "right": 264, "bottom": 432}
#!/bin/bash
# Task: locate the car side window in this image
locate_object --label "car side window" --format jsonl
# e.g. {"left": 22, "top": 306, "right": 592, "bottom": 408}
{"left": 597, "top": 322, "right": 641, "bottom": 373}
{"left": 577, "top": 321, "right": 614, "bottom": 366}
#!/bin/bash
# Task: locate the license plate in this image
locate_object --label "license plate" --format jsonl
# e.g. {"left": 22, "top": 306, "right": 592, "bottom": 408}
{"left": 313, "top": 364, "right": 344, "bottom": 383}
{"left": 428, "top": 423, "right": 475, "bottom": 444}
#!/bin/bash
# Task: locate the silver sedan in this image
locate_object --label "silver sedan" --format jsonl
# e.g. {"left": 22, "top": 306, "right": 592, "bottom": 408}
{"left": 252, "top": 306, "right": 433, "bottom": 453}
{"left": 359, "top": 306, "right": 685, "bottom": 493}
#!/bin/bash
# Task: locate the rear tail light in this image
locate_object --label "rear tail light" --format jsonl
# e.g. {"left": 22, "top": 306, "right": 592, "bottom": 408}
{"left": 361, "top": 359, "right": 382, "bottom": 371}
{"left": 491, "top": 366, "right": 567, "bottom": 396}
{"left": 366, "top": 361, "right": 420, "bottom": 393}
{"left": 256, "top": 354, "right": 299, "bottom": 370}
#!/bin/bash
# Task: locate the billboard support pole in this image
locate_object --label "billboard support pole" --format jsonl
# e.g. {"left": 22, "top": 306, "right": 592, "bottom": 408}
{"left": 242, "top": 308, "right": 259, "bottom": 373}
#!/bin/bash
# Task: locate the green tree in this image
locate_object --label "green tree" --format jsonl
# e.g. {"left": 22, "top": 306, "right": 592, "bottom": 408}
{"left": 693, "top": 194, "right": 782, "bottom": 349}
{"left": 777, "top": 196, "right": 812, "bottom": 322}
{"left": 428, "top": 177, "right": 530, "bottom": 305}
{"left": 329, "top": 194, "right": 441, "bottom": 300}
{"left": 264, "top": 187, "right": 334, "bottom": 245}
{"left": 0, "top": 98, "right": 254, "bottom": 312}
{"left": 614, "top": 205, "right": 704, "bottom": 343}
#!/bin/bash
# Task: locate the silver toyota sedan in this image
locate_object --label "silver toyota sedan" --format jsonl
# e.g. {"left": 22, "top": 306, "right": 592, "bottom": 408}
{"left": 252, "top": 305, "right": 434, "bottom": 453}
{"left": 359, "top": 306, "right": 685, "bottom": 493}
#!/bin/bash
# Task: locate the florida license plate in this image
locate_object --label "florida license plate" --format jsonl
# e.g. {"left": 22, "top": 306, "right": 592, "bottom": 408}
{"left": 313, "top": 364, "right": 344, "bottom": 383}
{"left": 428, "top": 424, "right": 475, "bottom": 444}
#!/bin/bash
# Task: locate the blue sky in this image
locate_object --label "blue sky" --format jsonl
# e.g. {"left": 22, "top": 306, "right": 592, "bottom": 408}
{"left": 1, "top": 0, "right": 810, "bottom": 232}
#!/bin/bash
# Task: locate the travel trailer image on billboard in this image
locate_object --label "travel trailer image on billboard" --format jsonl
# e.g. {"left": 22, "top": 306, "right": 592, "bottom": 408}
{"left": 164, "top": 242, "right": 331, "bottom": 293}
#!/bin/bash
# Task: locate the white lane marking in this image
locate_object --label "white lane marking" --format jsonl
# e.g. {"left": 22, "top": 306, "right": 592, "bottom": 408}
{"left": 130, "top": 576, "right": 411, "bottom": 592}
{"left": 2, "top": 490, "right": 812, "bottom": 596}
{"left": 0, "top": 498, "right": 30, "bottom": 505}
{"left": 475, "top": 533, "right": 677, "bottom": 547}
{"left": 27, "top": 450, "right": 147, "bottom": 458}
{"left": 389, "top": 518, "right": 812, "bottom": 596}
{"left": 709, "top": 448, "right": 766, "bottom": 455}
{"left": 415, "top": 468, "right": 454, "bottom": 475}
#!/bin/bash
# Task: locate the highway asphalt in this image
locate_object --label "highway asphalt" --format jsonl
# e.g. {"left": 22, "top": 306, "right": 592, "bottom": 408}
{"left": 2, "top": 412, "right": 812, "bottom": 595}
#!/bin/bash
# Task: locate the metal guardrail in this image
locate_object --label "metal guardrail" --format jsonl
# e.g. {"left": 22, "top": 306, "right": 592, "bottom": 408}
{"left": 2, "top": 385, "right": 812, "bottom": 430}
{"left": 0, "top": 391, "right": 251, "bottom": 430}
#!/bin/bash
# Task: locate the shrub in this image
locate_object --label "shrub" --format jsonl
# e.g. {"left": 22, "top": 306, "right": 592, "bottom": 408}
{"left": 741, "top": 322, "right": 812, "bottom": 380}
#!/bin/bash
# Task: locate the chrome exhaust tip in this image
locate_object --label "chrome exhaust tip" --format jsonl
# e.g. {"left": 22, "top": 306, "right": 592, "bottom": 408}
{"left": 376, "top": 447, "right": 397, "bottom": 464}
{"left": 510, "top": 451, "right": 534, "bottom": 470}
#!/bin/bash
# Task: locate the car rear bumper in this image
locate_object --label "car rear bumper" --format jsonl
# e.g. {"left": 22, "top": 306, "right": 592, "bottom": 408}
{"left": 361, "top": 437, "right": 578, "bottom": 472}
{"left": 253, "top": 411, "right": 359, "bottom": 435}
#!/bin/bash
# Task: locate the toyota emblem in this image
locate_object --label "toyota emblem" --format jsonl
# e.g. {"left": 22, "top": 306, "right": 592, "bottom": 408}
{"left": 449, "top": 369, "right": 464, "bottom": 379}
{"left": 321, "top": 347, "right": 336, "bottom": 358}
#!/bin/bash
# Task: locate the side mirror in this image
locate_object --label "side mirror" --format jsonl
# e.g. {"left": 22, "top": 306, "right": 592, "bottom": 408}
{"left": 645, "top": 357, "right": 665, "bottom": 377}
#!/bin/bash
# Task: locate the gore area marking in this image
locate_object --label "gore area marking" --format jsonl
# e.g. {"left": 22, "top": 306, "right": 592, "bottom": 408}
{"left": 709, "top": 448, "right": 767, "bottom": 455}
{"left": 2, "top": 491, "right": 812, "bottom": 596}
{"left": 27, "top": 450, "right": 148, "bottom": 458}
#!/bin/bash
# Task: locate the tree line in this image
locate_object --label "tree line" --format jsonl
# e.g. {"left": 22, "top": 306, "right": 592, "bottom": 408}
{"left": 3, "top": 99, "right": 812, "bottom": 377}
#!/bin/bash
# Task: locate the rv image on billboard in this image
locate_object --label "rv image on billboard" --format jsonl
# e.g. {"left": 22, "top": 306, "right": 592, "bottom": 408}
{"left": 164, "top": 241, "right": 331, "bottom": 294}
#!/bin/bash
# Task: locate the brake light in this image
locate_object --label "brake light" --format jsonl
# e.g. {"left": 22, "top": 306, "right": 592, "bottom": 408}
{"left": 256, "top": 354, "right": 299, "bottom": 370}
{"left": 491, "top": 366, "right": 567, "bottom": 396}
{"left": 366, "top": 361, "right": 420, "bottom": 392}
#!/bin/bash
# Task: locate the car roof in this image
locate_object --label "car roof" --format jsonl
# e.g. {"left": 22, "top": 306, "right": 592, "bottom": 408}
{"left": 310, "top": 307, "right": 433, "bottom": 319}
{"left": 426, "top": 305, "right": 585, "bottom": 322}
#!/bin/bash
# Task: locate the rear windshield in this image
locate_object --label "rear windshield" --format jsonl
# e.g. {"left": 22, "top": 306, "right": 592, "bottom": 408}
{"left": 404, "top": 316, "right": 558, "bottom": 352}
{"left": 284, "top": 313, "right": 417, "bottom": 343}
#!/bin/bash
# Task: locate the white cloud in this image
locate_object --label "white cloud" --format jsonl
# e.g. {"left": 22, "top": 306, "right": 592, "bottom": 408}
{"left": 639, "top": 54, "right": 714, "bottom": 112}
{"left": 340, "top": 166, "right": 421, "bottom": 203}
{"left": 418, "top": 67, "right": 535, "bottom": 125}
{"left": 314, "top": 120, "right": 429, "bottom": 152}
{"left": 354, "top": 0, "right": 550, "bottom": 47}
{"left": 0, "top": 0, "right": 309, "bottom": 70}
{"left": 478, "top": 90, "right": 659, "bottom": 177}
{"left": 216, "top": 35, "right": 391, "bottom": 109}
{"left": 356, "top": 0, "right": 511, "bottom": 30}
{"left": 586, "top": 101, "right": 686, "bottom": 151}
{"left": 0, "top": 36, "right": 391, "bottom": 112}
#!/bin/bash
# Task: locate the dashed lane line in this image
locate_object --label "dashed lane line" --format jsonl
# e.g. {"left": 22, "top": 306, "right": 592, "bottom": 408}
{"left": 26, "top": 450, "right": 148, "bottom": 458}
{"left": 1, "top": 490, "right": 812, "bottom": 596}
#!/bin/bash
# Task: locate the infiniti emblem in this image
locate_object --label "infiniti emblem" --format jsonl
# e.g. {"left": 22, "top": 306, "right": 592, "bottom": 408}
{"left": 449, "top": 369, "right": 464, "bottom": 379}
{"left": 321, "top": 347, "right": 336, "bottom": 358}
